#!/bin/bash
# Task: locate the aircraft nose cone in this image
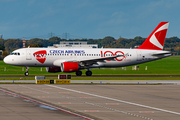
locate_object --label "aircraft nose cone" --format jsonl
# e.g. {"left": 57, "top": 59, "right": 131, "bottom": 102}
{"left": 3, "top": 55, "right": 21, "bottom": 65}
{"left": 3, "top": 56, "right": 9, "bottom": 64}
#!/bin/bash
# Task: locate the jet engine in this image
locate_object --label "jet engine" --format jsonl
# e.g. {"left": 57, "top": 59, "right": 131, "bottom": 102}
{"left": 61, "top": 62, "right": 79, "bottom": 72}
{"left": 46, "top": 67, "right": 61, "bottom": 73}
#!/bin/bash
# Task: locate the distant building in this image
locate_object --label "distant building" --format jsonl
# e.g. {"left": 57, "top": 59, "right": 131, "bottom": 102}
{"left": 0, "top": 34, "right": 2, "bottom": 39}
{"left": 48, "top": 41, "right": 98, "bottom": 48}
{"left": 171, "top": 52, "right": 177, "bottom": 56}
{"left": 134, "top": 45, "right": 140, "bottom": 48}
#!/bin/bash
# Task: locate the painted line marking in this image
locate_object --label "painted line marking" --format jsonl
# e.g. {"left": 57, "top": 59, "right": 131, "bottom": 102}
{"left": 46, "top": 85, "right": 180, "bottom": 116}
{"left": 0, "top": 88, "right": 94, "bottom": 120}
{"left": 14, "top": 85, "right": 153, "bottom": 120}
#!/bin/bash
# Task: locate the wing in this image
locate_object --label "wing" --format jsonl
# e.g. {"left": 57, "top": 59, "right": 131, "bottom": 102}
{"left": 66, "top": 54, "right": 125, "bottom": 67}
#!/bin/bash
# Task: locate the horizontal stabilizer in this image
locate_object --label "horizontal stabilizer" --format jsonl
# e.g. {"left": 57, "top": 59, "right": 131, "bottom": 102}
{"left": 151, "top": 51, "right": 171, "bottom": 56}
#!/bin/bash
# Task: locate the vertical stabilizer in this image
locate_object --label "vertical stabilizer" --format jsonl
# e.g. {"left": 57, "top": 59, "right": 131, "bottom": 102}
{"left": 137, "top": 22, "right": 169, "bottom": 50}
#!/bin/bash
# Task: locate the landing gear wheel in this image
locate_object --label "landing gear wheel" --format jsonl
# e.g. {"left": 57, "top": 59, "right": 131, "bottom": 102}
{"left": 24, "top": 72, "right": 29, "bottom": 76}
{"left": 24, "top": 66, "right": 29, "bottom": 76}
{"left": 86, "top": 71, "right": 92, "bottom": 76}
{"left": 76, "top": 71, "right": 82, "bottom": 76}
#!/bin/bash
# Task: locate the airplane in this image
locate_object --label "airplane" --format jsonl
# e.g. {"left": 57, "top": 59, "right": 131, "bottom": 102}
{"left": 3, "top": 22, "right": 171, "bottom": 76}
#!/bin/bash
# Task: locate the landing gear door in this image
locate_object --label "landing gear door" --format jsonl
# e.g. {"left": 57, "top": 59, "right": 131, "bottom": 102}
{"left": 26, "top": 50, "right": 32, "bottom": 60}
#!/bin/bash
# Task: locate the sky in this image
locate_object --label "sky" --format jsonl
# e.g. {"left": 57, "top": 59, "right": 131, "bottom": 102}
{"left": 0, "top": 0, "right": 179, "bottom": 40}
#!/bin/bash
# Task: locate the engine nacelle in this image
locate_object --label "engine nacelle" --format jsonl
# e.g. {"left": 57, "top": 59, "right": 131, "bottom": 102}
{"left": 61, "top": 62, "right": 79, "bottom": 72}
{"left": 46, "top": 67, "right": 61, "bottom": 73}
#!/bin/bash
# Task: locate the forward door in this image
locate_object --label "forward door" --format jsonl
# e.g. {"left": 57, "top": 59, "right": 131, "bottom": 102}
{"left": 26, "top": 50, "right": 32, "bottom": 60}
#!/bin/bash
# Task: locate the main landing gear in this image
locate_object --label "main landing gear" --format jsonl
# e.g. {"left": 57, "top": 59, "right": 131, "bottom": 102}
{"left": 86, "top": 70, "right": 92, "bottom": 76}
{"left": 24, "top": 67, "right": 29, "bottom": 76}
{"left": 76, "top": 71, "right": 82, "bottom": 76}
{"left": 75, "top": 70, "right": 92, "bottom": 76}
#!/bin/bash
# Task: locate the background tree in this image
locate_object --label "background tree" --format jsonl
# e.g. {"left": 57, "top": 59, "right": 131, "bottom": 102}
{"left": 4, "top": 39, "right": 22, "bottom": 53}
{"left": 27, "top": 43, "right": 43, "bottom": 47}
{"left": 177, "top": 48, "right": 180, "bottom": 55}
{"left": 100, "top": 36, "right": 116, "bottom": 48}
{"left": 0, "top": 39, "right": 5, "bottom": 46}
{"left": 2, "top": 51, "right": 8, "bottom": 58}
{"left": 1, "top": 36, "right": 180, "bottom": 53}
{"left": 0, "top": 44, "right": 5, "bottom": 51}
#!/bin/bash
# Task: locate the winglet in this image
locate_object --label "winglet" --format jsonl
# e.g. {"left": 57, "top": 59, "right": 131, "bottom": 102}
{"left": 136, "top": 22, "right": 169, "bottom": 50}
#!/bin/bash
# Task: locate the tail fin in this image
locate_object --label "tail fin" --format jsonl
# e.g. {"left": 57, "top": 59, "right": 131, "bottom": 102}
{"left": 136, "top": 22, "right": 169, "bottom": 50}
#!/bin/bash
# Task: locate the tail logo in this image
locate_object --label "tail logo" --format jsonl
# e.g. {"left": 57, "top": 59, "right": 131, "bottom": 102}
{"left": 33, "top": 50, "right": 47, "bottom": 64}
{"left": 149, "top": 23, "right": 169, "bottom": 49}
{"left": 136, "top": 22, "right": 169, "bottom": 50}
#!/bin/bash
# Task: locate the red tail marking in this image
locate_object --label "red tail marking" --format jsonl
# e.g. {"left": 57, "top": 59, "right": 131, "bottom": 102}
{"left": 137, "top": 22, "right": 169, "bottom": 50}
{"left": 155, "top": 29, "right": 167, "bottom": 46}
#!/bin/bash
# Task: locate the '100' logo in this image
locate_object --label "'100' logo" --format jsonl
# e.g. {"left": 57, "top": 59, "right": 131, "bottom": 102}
{"left": 101, "top": 51, "right": 125, "bottom": 61}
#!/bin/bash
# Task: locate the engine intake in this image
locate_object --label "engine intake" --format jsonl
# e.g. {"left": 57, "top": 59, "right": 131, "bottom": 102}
{"left": 61, "top": 62, "right": 79, "bottom": 72}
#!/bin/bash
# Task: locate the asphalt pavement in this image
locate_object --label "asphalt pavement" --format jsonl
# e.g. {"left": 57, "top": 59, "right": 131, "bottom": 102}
{"left": 0, "top": 75, "right": 180, "bottom": 77}
{"left": 1, "top": 84, "right": 180, "bottom": 120}
{"left": 1, "top": 80, "right": 180, "bottom": 85}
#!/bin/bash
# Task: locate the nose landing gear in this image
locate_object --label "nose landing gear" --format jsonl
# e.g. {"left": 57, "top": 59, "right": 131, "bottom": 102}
{"left": 24, "top": 67, "right": 29, "bottom": 76}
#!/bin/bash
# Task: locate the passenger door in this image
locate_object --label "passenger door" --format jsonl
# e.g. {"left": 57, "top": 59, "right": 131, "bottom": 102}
{"left": 26, "top": 50, "right": 32, "bottom": 60}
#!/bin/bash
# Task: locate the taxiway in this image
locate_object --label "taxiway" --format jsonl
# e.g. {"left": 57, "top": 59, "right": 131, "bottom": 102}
{"left": 1, "top": 84, "right": 180, "bottom": 120}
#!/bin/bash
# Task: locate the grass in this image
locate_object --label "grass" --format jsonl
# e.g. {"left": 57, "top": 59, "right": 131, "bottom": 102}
{"left": 0, "top": 56, "right": 180, "bottom": 75}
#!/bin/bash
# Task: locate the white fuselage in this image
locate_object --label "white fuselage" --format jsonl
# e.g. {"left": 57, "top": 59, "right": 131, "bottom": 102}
{"left": 4, "top": 47, "right": 171, "bottom": 68}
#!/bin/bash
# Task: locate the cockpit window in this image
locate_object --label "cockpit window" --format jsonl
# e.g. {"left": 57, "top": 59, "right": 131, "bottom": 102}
{"left": 11, "top": 52, "right": 20, "bottom": 55}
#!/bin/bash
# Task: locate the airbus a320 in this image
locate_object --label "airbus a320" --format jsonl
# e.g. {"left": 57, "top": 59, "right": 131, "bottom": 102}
{"left": 4, "top": 22, "right": 171, "bottom": 76}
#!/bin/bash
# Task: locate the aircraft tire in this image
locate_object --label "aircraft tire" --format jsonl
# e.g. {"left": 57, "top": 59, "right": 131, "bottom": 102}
{"left": 76, "top": 71, "right": 82, "bottom": 76}
{"left": 24, "top": 72, "right": 29, "bottom": 76}
{"left": 86, "top": 71, "right": 92, "bottom": 76}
